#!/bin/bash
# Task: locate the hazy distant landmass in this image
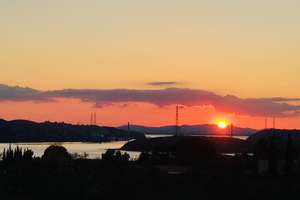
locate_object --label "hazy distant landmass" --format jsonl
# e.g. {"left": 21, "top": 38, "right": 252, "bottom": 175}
{"left": 119, "top": 124, "right": 257, "bottom": 136}
{"left": 0, "top": 119, "right": 145, "bottom": 143}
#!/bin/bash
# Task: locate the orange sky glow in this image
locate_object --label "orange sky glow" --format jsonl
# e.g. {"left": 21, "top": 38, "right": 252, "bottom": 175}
{"left": 1, "top": 1, "right": 300, "bottom": 129}
{"left": 0, "top": 98, "right": 299, "bottom": 129}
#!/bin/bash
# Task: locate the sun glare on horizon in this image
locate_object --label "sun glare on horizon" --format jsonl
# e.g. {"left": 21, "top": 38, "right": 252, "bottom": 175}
{"left": 216, "top": 120, "right": 229, "bottom": 129}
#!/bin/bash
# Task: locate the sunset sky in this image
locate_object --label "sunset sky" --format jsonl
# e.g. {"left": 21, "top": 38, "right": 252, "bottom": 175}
{"left": 1, "top": 0, "right": 300, "bottom": 129}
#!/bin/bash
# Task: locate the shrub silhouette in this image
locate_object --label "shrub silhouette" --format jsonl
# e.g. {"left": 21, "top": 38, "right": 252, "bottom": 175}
{"left": 102, "top": 149, "right": 130, "bottom": 162}
{"left": 42, "top": 145, "right": 71, "bottom": 161}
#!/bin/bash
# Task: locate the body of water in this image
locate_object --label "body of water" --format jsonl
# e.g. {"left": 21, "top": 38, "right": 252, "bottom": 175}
{"left": 0, "top": 141, "right": 140, "bottom": 160}
{"left": 0, "top": 135, "right": 249, "bottom": 160}
{"left": 146, "top": 134, "right": 248, "bottom": 140}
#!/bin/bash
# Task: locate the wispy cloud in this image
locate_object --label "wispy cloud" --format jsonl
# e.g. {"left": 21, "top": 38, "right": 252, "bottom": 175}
{"left": 1, "top": 84, "right": 300, "bottom": 117}
{"left": 147, "top": 81, "right": 180, "bottom": 87}
{"left": 0, "top": 84, "right": 47, "bottom": 101}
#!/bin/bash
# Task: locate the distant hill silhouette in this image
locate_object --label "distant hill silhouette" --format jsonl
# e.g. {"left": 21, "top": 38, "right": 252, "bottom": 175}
{"left": 119, "top": 124, "right": 256, "bottom": 136}
{"left": 0, "top": 119, "right": 145, "bottom": 143}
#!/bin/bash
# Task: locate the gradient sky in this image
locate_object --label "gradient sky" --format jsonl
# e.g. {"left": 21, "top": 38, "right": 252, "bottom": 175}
{"left": 1, "top": 0, "right": 300, "bottom": 129}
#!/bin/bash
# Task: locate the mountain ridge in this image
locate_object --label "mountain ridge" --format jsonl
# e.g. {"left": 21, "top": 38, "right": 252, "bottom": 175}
{"left": 0, "top": 119, "right": 145, "bottom": 143}
{"left": 119, "top": 124, "right": 257, "bottom": 136}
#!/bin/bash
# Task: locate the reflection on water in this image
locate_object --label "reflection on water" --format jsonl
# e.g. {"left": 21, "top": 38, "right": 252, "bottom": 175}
{"left": 0, "top": 141, "right": 140, "bottom": 160}
{"left": 145, "top": 134, "right": 173, "bottom": 138}
{"left": 146, "top": 134, "right": 248, "bottom": 140}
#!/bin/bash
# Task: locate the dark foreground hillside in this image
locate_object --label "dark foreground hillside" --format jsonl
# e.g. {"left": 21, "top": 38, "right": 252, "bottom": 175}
{"left": 121, "top": 136, "right": 247, "bottom": 154}
{"left": 2, "top": 130, "right": 300, "bottom": 200}
{"left": 2, "top": 158, "right": 300, "bottom": 200}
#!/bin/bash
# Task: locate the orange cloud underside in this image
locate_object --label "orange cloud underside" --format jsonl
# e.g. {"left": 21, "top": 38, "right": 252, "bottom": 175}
{"left": 0, "top": 98, "right": 299, "bottom": 129}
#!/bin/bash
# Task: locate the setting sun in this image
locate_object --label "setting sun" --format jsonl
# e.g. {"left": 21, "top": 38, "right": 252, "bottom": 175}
{"left": 217, "top": 121, "right": 228, "bottom": 129}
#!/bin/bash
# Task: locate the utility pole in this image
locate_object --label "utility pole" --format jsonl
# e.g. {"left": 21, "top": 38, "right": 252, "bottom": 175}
{"left": 94, "top": 112, "right": 97, "bottom": 125}
{"left": 90, "top": 113, "right": 93, "bottom": 125}
{"left": 175, "top": 105, "right": 179, "bottom": 137}
{"left": 265, "top": 118, "right": 268, "bottom": 129}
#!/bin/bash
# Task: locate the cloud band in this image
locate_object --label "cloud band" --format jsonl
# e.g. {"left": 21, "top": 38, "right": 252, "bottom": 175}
{"left": 1, "top": 84, "right": 300, "bottom": 117}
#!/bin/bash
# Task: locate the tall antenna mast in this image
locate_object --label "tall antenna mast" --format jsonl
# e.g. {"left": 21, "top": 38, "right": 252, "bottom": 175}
{"left": 90, "top": 113, "right": 93, "bottom": 125}
{"left": 175, "top": 105, "right": 179, "bottom": 136}
{"left": 230, "top": 123, "right": 233, "bottom": 138}
{"left": 94, "top": 112, "right": 97, "bottom": 125}
{"left": 265, "top": 118, "right": 268, "bottom": 129}
{"left": 273, "top": 117, "right": 276, "bottom": 129}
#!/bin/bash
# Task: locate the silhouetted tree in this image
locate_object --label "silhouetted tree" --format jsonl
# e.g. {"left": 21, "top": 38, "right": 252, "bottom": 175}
{"left": 42, "top": 145, "right": 71, "bottom": 161}
{"left": 2, "top": 145, "right": 34, "bottom": 161}
{"left": 23, "top": 149, "right": 34, "bottom": 160}
{"left": 121, "top": 152, "right": 130, "bottom": 162}
{"left": 102, "top": 149, "right": 116, "bottom": 161}
{"left": 102, "top": 150, "right": 130, "bottom": 163}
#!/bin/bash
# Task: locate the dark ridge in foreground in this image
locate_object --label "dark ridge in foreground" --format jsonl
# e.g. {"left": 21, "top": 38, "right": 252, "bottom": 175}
{"left": 246, "top": 129, "right": 300, "bottom": 153}
{"left": 0, "top": 119, "right": 145, "bottom": 143}
{"left": 248, "top": 129, "right": 300, "bottom": 143}
{"left": 121, "top": 136, "right": 247, "bottom": 154}
{"left": 122, "top": 129, "right": 300, "bottom": 155}
{"left": 3, "top": 130, "right": 300, "bottom": 199}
